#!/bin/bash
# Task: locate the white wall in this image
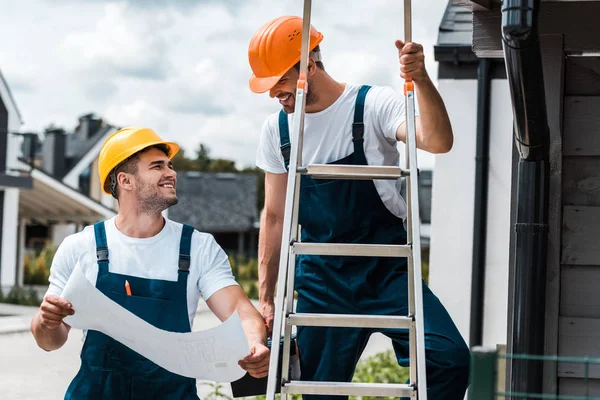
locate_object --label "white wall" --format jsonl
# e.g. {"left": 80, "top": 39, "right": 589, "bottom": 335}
{"left": 1, "top": 189, "right": 20, "bottom": 288}
{"left": 429, "top": 78, "right": 513, "bottom": 348}
{"left": 51, "top": 224, "right": 78, "bottom": 247}
{"left": 0, "top": 70, "right": 24, "bottom": 173}
{"left": 429, "top": 79, "right": 478, "bottom": 344}
{"left": 482, "top": 79, "right": 513, "bottom": 347}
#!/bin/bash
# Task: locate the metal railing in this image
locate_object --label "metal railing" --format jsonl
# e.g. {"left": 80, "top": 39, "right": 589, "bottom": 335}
{"left": 469, "top": 347, "right": 600, "bottom": 400}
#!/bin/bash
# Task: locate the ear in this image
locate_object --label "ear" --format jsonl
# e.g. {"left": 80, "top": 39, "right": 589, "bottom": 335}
{"left": 307, "top": 57, "right": 317, "bottom": 77}
{"left": 117, "top": 171, "right": 134, "bottom": 194}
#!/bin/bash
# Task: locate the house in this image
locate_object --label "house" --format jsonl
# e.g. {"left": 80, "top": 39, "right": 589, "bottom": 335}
{"left": 428, "top": 0, "right": 511, "bottom": 353}
{"left": 36, "top": 114, "right": 119, "bottom": 246}
{"left": 429, "top": 0, "right": 600, "bottom": 397}
{"left": 168, "top": 171, "right": 260, "bottom": 258}
{"left": 0, "top": 69, "right": 116, "bottom": 293}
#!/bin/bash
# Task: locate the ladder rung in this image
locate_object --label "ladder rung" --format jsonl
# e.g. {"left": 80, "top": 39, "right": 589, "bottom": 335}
{"left": 288, "top": 313, "right": 413, "bottom": 329}
{"left": 298, "top": 164, "right": 409, "bottom": 180}
{"left": 293, "top": 243, "right": 411, "bottom": 258}
{"left": 283, "top": 381, "right": 415, "bottom": 397}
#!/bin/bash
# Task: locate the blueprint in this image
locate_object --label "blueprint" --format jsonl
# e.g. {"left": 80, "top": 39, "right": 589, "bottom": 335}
{"left": 61, "top": 265, "right": 250, "bottom": 382}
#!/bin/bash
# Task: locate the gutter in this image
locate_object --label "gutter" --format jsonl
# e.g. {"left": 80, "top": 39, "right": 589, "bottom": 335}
{"left": 469, "top": 58, "right": 492, "bottom": 347}
{"left": 501, "top": 0, "right": 550, "bottom": 395}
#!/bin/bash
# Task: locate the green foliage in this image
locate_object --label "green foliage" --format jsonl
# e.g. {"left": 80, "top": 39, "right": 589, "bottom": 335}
{"left": 199, "top": 382, "right": 234, "bottom": 400}
{"left": 0, "top": 285, "right": 40, "bottom": 306}
{"left": 23, "top": 243, "right": 56, "bottom": 285}
{"left": 352, "top": 350, "right": 410, "bottom": 393}
{"left": 228, "top": 254, "right": 260, "bottom": 300}
{"left": 244, "top": 281, "right": 259, "bottom": 300}
{"left": 421, "top": 247, "right": 430, "bottom": 285}
{"left": 196, "top": 144, "right": 212, "bottom": 171}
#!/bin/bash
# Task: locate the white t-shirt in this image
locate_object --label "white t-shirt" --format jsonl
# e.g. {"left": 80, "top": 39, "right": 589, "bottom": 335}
{"left": 256, "top": 84, "right": 411, "bottom": 219}
{"left": 46, "top": 217, "right": 238, "bottom": 328}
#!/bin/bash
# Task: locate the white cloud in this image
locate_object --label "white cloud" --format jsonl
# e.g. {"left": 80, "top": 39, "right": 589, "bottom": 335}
{"left": 0, "top": 0, "right": 448, "bottom": 170}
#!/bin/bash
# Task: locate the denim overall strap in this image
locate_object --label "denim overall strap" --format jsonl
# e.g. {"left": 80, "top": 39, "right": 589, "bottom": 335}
{"left": 352, "top": 85, "right": 371, "bottom": 140}
{"left": 94, "top": 221, "right": 109, "bottom": 275}
{"left": 278, "top": 110, "right": 291, "bottom": 171}
{"left": 178, "top": 224, "right": 194, "bottom": 284}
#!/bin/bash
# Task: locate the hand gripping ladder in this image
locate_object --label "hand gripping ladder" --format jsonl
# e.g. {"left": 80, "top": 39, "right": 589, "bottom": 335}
{"left": 265, "top": 0, "right": 427, "bottom": 398}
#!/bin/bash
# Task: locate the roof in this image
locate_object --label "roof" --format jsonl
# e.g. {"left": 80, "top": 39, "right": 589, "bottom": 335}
{"left": 168, "top": 172, "right": 259, "bottom": 233}
{"left": 18, "top": 165, "right": 116, "bottom": 223}
{"left": 0, "top": 67, "right": 23, "bottom": 125}
{"left": 434, "top": 1, "right": 479, "bottom": 63}
{"left": 65, "top": 123, "right": 115, "bottom": 174}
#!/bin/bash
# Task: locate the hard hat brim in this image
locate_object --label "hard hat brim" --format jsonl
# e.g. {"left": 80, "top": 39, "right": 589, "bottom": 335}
{"left": 249, "top": 74, "right": 282, "bottom": 94}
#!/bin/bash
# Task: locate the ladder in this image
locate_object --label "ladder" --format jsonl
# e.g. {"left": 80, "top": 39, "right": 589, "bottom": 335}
{"left": 265, "top": 0, "right": 428, "bottom": 398}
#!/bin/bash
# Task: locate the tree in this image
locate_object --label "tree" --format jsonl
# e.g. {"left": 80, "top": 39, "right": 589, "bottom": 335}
{"left": 195, "top": 144, "right": 211, "bottom": 171}
{"left": 171, "top": 147, "right": 194, "bottom": 171}
{"left": 209, "top": 159, "right": 237, "bottom": 172}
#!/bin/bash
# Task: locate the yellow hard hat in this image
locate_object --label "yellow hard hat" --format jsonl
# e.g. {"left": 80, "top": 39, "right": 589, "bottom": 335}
{"left": 98, "top": 127, "right": 179, "bottom": 195}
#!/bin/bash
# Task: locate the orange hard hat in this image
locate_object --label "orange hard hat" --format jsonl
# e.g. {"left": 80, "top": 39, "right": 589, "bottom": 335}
{"left": 98, "top": 127, "right": 179, "bottom": 195}
{"left": 248, "top": 16, "right": 324, "bottom": 94}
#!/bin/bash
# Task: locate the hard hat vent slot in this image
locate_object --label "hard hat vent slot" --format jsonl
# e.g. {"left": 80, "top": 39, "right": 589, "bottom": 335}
{"left": 288, "top": 30, "right": 300, "bottom": 41}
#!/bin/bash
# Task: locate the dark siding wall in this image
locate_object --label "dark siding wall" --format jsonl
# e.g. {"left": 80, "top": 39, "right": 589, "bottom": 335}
{"left": 0, "top": 95, "right": 7, "bottom": 283}
{"left": 558, "top": 57, "right": 600, "bottom": 395}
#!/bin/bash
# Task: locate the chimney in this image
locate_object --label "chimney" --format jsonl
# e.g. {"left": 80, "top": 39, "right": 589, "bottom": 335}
{"left": 42, "top": 128, "right": 67, "bottom": 177}
{"left": 78, "top": 113, "right": 102, "bottom": 140}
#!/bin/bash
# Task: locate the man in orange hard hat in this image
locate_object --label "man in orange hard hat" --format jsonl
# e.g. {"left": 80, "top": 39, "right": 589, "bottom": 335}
{"left": 31, "top": 127, "right": 270, "bottom": 399}
{"left": 248, "top": 16, "right": 469, "bottom": 400}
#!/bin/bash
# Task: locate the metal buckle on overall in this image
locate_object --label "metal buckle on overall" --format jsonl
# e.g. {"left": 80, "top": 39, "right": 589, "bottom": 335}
{"left": 178, "top": 254, "right": 191, "bottom": 272}
{"left": 352, "top": 122, "right": 365, "bottom": 140}
{"left": 97, "top": 247, "right": 109, "bottom": 262}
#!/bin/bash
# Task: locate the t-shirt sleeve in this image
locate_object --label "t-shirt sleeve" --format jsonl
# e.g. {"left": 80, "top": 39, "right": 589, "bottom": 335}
{"left": 371, "top": 86, "right": 420, "bottom": 143}
{"left": 45, "top": 235, "right": 79, "bottom": 298}
{"left": 195, "top": 233, "right": 239, "bottom": 300}
{"left": 255, "top": 114, "right": 288, "bottom": 174}
{"left": 371, "top": 86, "right": 407, "bottom": 143}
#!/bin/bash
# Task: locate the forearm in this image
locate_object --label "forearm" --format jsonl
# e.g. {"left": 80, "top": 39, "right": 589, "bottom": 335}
{"left": 258, "top": 210, "right": 283, "bottom": 303}
{"left": 30, "top": 311, "right": 69, "bottom": 351}
{"left": 238, "top": 300, "right": 268, "bottom": 347}
{"left": 414, "top": 76, "right": 453, "bottom": 153}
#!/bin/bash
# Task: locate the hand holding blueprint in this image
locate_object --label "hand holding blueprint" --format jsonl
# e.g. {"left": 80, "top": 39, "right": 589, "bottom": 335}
{"left": 61, "top": 265, "right": 250, "bottom": 382}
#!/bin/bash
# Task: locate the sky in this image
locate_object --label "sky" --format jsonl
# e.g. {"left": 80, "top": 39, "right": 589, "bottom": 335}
{"left": 0, "top": 0, "right": 450, "bottom": 169}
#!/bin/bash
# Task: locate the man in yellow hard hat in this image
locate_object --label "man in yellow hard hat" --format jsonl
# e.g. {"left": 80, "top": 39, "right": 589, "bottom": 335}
{"left": 30, "top": 127, "right": 270, "bottom": 399}
{"left": 248, "top": 16, "right": 469, "bottom": 400}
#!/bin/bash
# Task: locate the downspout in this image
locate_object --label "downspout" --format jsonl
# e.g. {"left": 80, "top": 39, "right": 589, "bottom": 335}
{"left": 502, "top": 0, "right": 550, "bottom": 395}
{"left": 469, "top": 58, "right": 492, "bottom": 347}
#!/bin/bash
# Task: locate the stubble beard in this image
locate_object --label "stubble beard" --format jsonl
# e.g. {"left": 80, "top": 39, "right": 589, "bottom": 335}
{"left": 136, "top": 180, "right": 179, "bottom": 214}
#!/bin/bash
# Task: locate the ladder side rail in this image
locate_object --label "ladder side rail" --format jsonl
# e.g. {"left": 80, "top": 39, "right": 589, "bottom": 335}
{"left": 266, "top": 1, "right": 313, "bottom": 399}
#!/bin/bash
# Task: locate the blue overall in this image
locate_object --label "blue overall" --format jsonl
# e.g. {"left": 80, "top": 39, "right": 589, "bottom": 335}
{"left": 64, "top": 222, "right": 199, "bottom": 400}
{"left": 278, "top": 86, "right": 470, "bottom": 399}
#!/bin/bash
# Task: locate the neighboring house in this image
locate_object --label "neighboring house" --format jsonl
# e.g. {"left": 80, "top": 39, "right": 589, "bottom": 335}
{"left": 429, "top": 0, "right": 600, "bottom": 396}
{"left": 428, "top": 0, "right": 511, "bottom": 352}
{"left": 0, "top": 69, "right": 116, "bottom": 294}
{"left": 168, "top": 171, "right": 260, "bottom": 258}
{"left": 36, "top": 114, "right": 119, "bottom": 245}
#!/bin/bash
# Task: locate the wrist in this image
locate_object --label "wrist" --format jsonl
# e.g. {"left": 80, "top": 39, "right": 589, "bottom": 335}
{"left": 413, "top": 73, "right": 433, "bottom": 88}
{"left": 258, "top": 288, "right": 274, "bottom": 304}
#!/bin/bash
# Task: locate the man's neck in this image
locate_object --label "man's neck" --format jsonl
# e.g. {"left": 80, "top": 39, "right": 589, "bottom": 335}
{"left": 115, "top": 207, "right": 165, "bottom": 238}
{"left": 305, "top": 73, "right": 346, "bottom": 114}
